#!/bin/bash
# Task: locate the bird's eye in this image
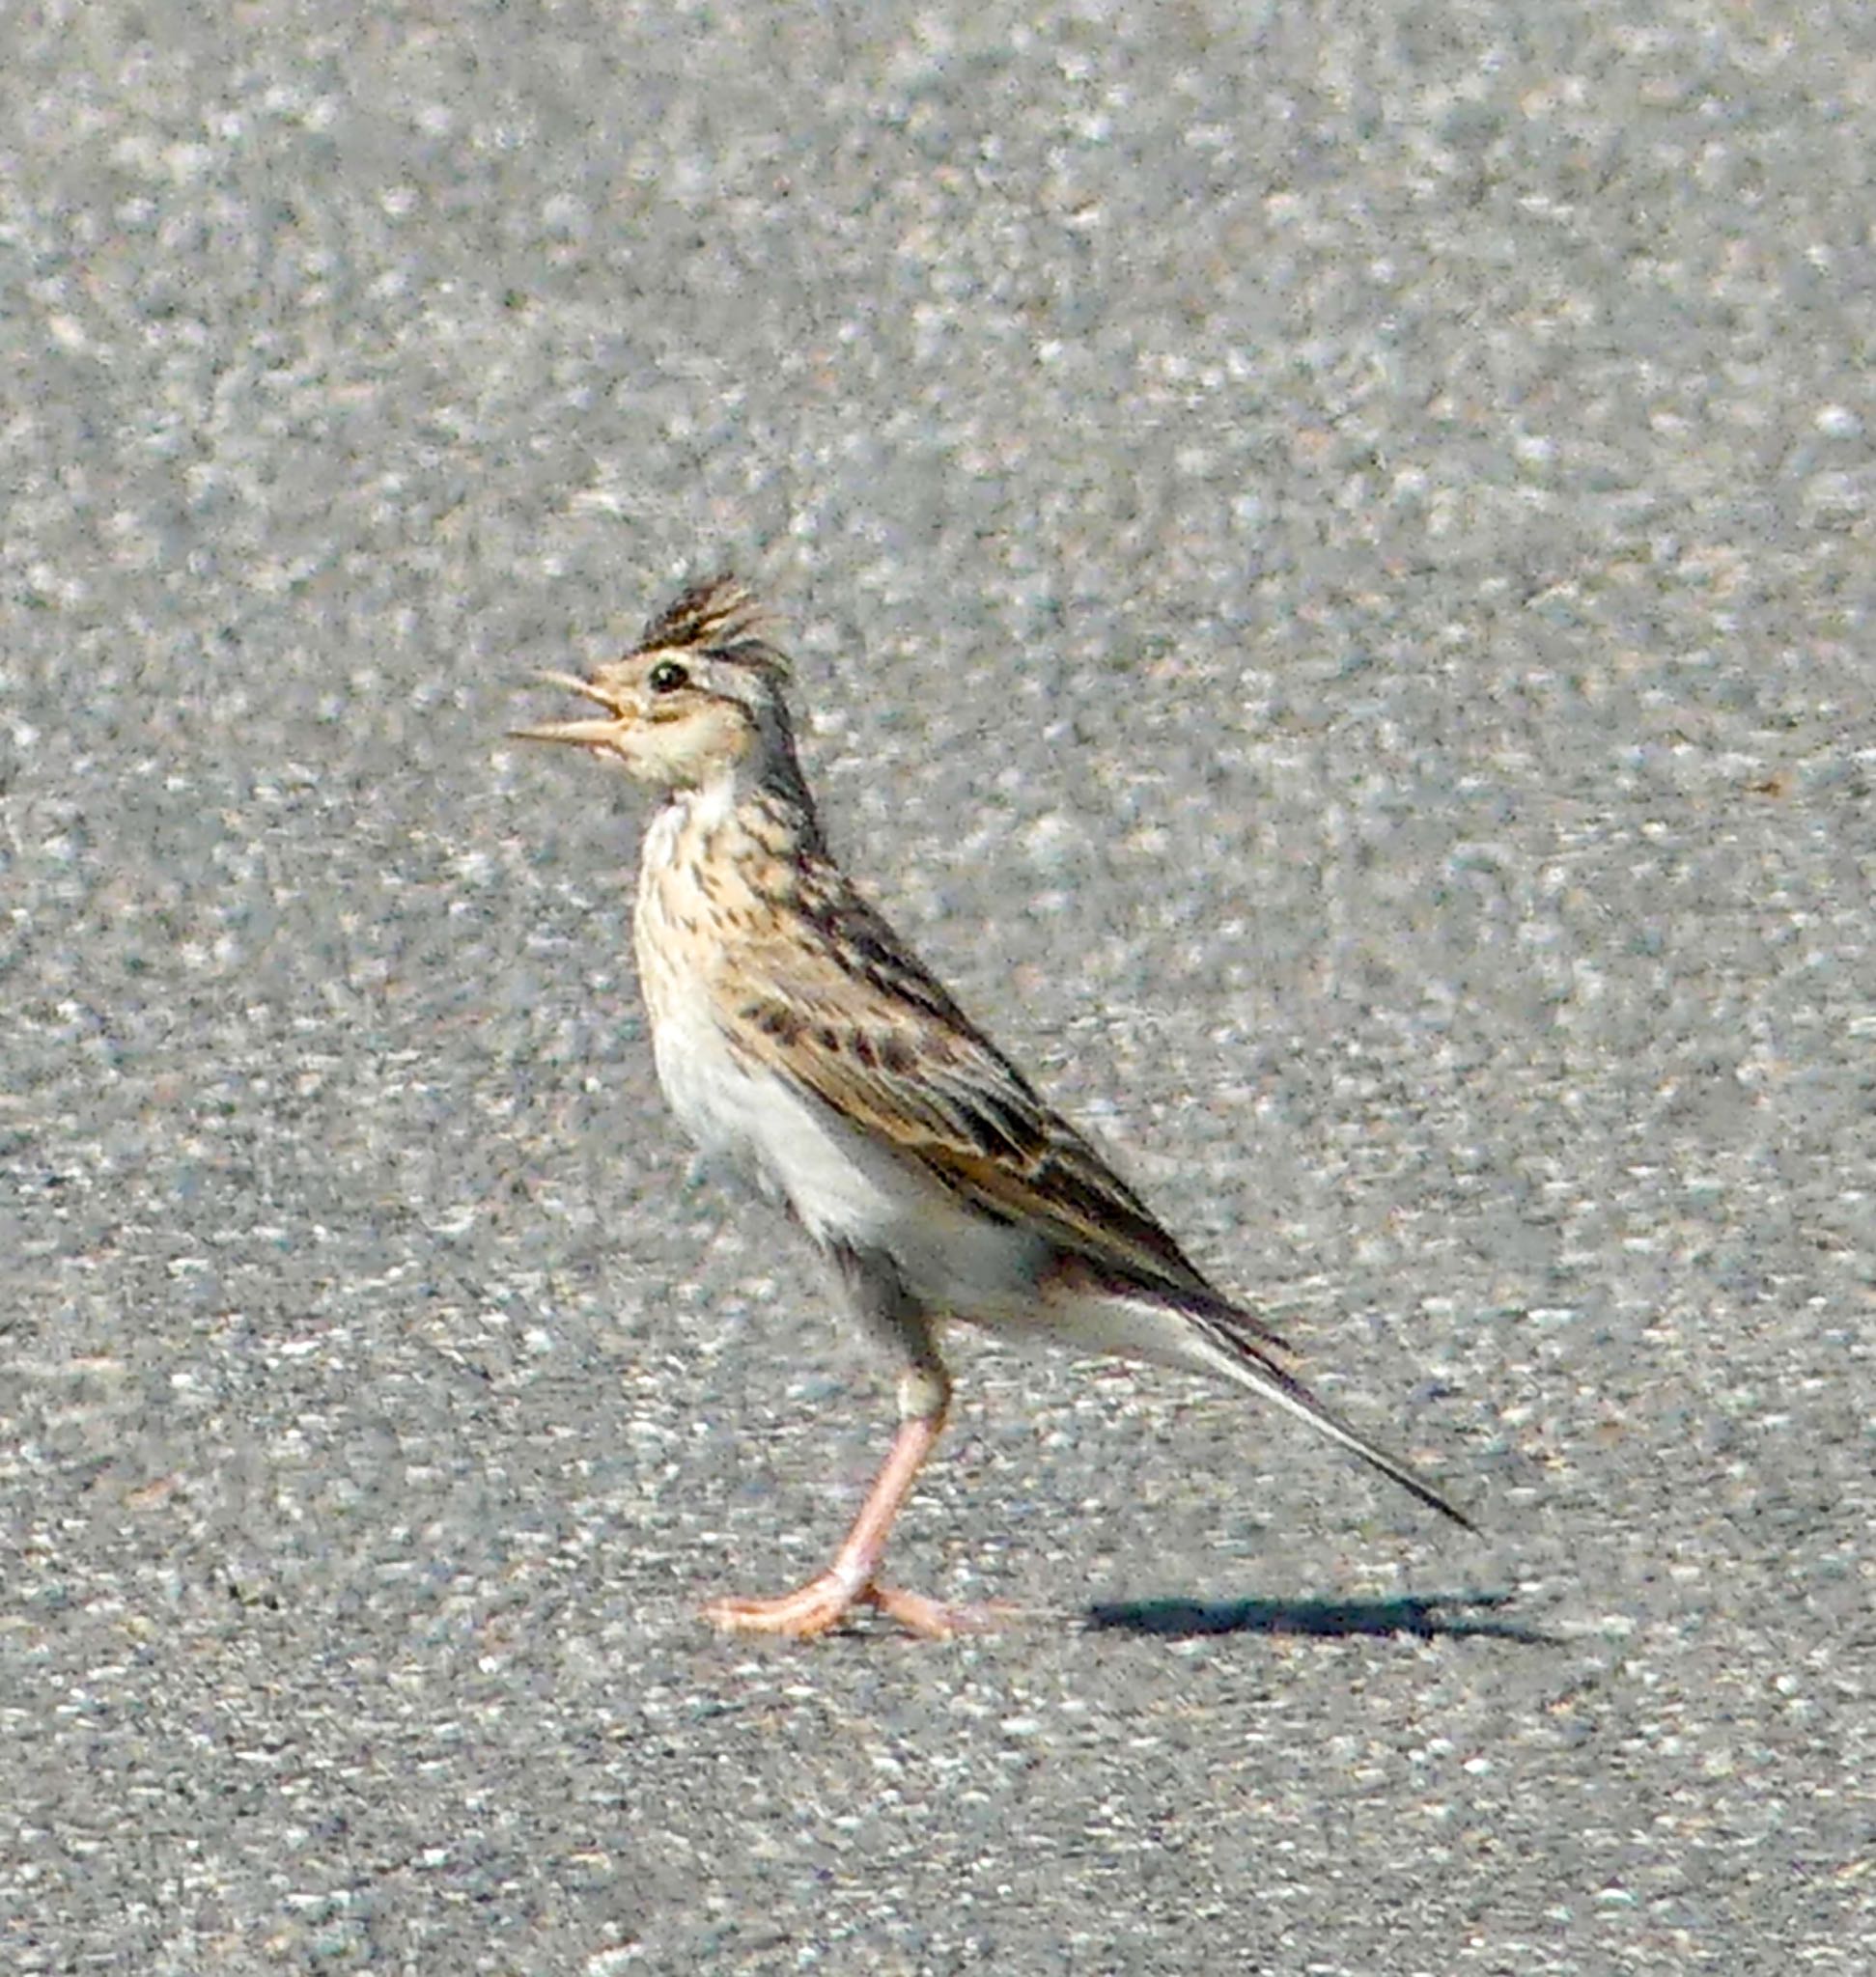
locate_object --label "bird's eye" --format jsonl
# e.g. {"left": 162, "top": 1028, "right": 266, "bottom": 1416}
{"left": 647, "top": 659, "right": 689, "bottom": 694}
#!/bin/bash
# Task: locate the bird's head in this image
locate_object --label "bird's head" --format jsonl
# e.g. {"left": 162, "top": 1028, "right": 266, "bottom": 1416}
{"left": 512, "top": 575, "right": 797, "bottom": 794}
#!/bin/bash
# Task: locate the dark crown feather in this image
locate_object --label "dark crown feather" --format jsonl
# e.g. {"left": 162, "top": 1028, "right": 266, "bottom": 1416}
{"left": 636, "top": 574, "right": 791, "bottom": 682}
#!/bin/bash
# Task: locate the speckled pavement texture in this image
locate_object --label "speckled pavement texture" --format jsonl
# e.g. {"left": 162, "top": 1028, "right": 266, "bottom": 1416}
{"left": 4, "top": 4, "right": 1872, "bottom": 1972}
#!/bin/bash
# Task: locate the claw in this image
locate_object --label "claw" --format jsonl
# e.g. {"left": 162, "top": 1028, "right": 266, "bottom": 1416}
{"left": 704, "top": 1574, "right": 1009, "bottom": 1641}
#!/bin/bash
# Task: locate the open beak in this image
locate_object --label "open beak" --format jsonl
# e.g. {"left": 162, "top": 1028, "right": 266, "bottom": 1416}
{"left": 509, "top": 672, "right": 630, "bottom": 750}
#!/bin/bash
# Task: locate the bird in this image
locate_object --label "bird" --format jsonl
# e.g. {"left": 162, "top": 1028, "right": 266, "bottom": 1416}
{"left": 512, "top": 575, "right": 1473, "bottom": 1638}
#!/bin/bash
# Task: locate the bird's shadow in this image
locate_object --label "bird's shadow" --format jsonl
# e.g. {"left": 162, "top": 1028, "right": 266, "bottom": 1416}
{"left": 1084, "top": 1589, "right": 1554, "bottom": 1646}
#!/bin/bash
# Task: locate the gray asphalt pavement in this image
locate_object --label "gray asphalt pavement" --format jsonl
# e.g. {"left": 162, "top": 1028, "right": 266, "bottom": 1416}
{"left": 5, "top": 4, "right": 1873, "bottom": 1971}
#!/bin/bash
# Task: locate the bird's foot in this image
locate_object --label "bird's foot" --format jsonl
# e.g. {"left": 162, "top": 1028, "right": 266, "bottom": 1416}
{"left": 705, "top": 1573, "right": 1006, "bottom": 1641}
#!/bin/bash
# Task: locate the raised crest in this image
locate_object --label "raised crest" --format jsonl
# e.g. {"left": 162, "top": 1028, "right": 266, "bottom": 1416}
{"left": 636, "top": 574, "right": 788, "bottom": 680}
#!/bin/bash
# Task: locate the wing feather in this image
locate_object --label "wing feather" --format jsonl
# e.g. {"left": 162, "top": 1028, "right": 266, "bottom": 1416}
{"left": 720, "top": 877, "right": 1220, "bottom": 1302}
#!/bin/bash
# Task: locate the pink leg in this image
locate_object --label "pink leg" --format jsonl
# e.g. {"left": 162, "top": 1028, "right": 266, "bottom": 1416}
{"left": 705, "top": 1384, "right": 1000, "bottom": 1640}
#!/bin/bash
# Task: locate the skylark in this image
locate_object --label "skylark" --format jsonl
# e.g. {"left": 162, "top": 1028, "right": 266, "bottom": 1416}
{"left": 513, "top": 576, "right": 1472, "bottom": 1639}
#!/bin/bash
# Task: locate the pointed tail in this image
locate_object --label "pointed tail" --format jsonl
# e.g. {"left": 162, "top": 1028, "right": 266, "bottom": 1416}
{"left": 1196, "top": 1297, "right": 1476, "bottom": 1530}
{"left": 1040, "top": 1259, "right": 1476, "bottom": 1529}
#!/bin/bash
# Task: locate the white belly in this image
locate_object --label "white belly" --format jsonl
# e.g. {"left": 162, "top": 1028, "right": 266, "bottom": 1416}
{"left": 648, "top": 993, "right": 1046, "bottom": 1317}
